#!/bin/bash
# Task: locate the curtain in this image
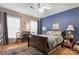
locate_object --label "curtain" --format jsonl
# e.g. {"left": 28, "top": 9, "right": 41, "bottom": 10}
{"left": 3, "top": 12, "right": 8, "bottom": 44}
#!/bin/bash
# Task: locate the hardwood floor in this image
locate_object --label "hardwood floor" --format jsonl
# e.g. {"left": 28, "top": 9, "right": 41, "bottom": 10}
{"left": 0, "top": 45, "right": 3, "bottom": 52}
{"left": 0, "top": 42, "right": 28, "bottom": 52}
{"left": 0, "top": 42, "right": 79, "bottom": 55}
{"left": 49, "top": 46, "right": 79, "bottom": 55}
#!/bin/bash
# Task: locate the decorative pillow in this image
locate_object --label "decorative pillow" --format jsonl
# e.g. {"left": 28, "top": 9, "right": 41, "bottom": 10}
{"left": 47, "top": 31, "right": 62, "bottom": 38}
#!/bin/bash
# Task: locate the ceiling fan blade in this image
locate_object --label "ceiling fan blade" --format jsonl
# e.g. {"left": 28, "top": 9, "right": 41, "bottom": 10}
{"left": 42, "top": 7, "right": 51, "bottom": 9}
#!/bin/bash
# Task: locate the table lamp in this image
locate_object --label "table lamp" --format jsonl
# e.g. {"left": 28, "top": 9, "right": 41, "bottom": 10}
{"left": 42, "top": 27, "right": 47, "bottom": 34}
{"left": 67, "top": 25, "right": 74, "bottom": 38}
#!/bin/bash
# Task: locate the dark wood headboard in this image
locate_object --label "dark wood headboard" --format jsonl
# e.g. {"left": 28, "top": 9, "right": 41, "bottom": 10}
{"left": 28, "top": 35, "right": 49, "bottom": 54}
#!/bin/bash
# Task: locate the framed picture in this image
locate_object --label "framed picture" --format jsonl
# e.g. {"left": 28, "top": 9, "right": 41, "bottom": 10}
{"left": 53, "top": 23, "right": 59, "bottom": 30}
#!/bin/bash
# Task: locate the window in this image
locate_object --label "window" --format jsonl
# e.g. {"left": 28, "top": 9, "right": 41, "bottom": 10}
{"left": 7, "top": 15, "right": 20, "bottom": 38}
{"left": 30, "top": 20, "right": 38, "bottom": 34}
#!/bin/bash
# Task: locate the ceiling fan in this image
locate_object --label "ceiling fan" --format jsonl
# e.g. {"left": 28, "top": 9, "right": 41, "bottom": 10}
{"left": 29, "top": 3, "right": 51, "bottom": 14}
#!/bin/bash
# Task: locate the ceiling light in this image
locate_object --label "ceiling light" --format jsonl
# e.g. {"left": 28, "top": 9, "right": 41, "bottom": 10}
{"left": 29, "top": 3, "right": 51, "bottom": 14}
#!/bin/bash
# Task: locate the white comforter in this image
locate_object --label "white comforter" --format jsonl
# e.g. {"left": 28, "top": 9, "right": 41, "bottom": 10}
{"left": 38, "top": 34, "right": 63, "bottom": 49}
{"left": 48, "top": 35, "right": 63, "bottom": 48}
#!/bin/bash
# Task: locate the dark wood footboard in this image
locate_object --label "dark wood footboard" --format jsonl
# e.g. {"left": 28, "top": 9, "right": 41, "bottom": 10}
{"left": 28, "top": 35, "right": 49, "bottom": 54}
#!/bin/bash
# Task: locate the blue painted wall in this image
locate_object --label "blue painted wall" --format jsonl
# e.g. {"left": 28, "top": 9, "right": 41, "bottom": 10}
{"left": 41, "top": 7, "right": 79, "bottom": 41}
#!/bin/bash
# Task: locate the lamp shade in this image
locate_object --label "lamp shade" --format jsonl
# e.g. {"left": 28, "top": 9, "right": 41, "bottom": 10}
{"left": 67, "top": 25, "right": 74, "bottom": 31}
{"left": 42, "top": 27, "right": 47, "bottom": 30}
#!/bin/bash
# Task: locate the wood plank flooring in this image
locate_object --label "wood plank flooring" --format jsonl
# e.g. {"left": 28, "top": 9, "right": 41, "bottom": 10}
{"left": 49, "top": 46, "right": 79, "bottom": 55}
{"left": 0, "top": 42, "right": 28, "bottom": 52}
{"left": 0, "top": 42, "right": 79, "bottom": 55}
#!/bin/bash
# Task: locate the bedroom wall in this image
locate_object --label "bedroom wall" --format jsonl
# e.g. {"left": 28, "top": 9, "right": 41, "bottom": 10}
{"left": 41, "top": 7, "right": 79, "bottom": 41}
{"left": 0, "top": 7, "right": 39, "bottom": 43}
{"left": 0, "top": 7, "right": 39, "bottom": 32}
{"left": 21, "top": 14, "right": 39, "bottom": 32}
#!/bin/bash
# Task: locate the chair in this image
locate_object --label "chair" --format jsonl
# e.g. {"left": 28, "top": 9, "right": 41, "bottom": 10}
{"left": 21, "top": 31, "right": 30, "bottom": 42}
{"left": 16, "top": 32, "right": 22, "bottom": 43}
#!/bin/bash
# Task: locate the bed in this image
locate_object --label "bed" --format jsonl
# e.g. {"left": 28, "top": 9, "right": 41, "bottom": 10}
{"left": 4, "top": 35, "right": 48, "bottom": 55}
{"left": 3, "top": 33, "right": 63, "bottom": 55}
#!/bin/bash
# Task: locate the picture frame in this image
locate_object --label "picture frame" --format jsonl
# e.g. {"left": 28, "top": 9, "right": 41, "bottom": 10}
{"left": 53, "top": 23, "right": 59, "bottom": 30}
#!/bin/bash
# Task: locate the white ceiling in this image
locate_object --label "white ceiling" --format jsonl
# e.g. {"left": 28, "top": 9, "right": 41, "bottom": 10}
{"left": 0, "top": 3, "right": 79, "bottom": 18}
